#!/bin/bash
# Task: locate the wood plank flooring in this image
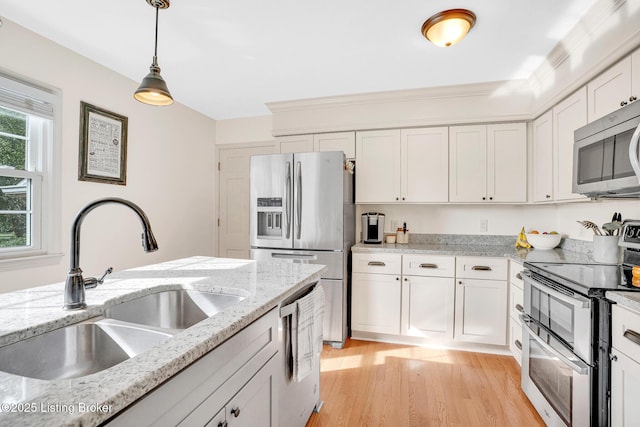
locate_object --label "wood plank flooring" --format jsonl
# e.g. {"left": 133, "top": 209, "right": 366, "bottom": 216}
{"left": 305, "top": 339, "right": 544, "bottom": 427}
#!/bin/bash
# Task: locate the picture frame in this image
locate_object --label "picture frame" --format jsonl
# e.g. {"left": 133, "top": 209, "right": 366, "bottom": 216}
{"left": 78, "top": 101, "right": 128, "bottom": 185}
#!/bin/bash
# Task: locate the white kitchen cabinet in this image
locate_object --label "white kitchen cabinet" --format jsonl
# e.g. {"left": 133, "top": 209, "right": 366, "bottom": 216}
{"left": 587, "top": 47, "right": 640, "bottom": 122}
{"left": 355, "top": 129, "right": 401, "bottom": 203}
{"left": 553, "top": 87, "right": 587, "bottom": 201}
{"left": 109, "top": 309, "right": 279, "bottom": 427}
{"left": 508, "top": 260, "right": 524, "bottom": 364}
{"left": 351, "top": 252, "right": 403, "bottom": 335}
{"left": 356, "top": 127, "right": 448, "bottom": 203}
{"left": 611, "top": 304, "right": 640, "bottom": 427}
{"left": 454, "top": 256, "right": 508, "bottom": 346}
{"left": 313, "top": 131, "right": 356, "bottom": 159}
{"left": 449, "top": 123, "right": 526, "bottom": 203}
{"left": 400, "top": 127, "right": 449, "bottom": 202}
{"left": 532, "top": 110, "right": 554, "bottom": 202}
{"left": 401, "top": 255, "right": 455, "bottom": 340}
{"left": 276, "top": 134, "right": 314, "bottom": 153}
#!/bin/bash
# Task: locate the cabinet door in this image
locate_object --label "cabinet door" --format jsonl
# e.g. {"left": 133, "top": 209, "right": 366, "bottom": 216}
{"left": 587, "top": 56, "right": 632, "bottom": 122}
{"left": 553, "top": 87, "right": 587, "bottom": 201}
{"left": 449, "top": 125, "right": 487, "bottom": 202}
{"left": 355, "top": 129, "right": 401, "bottom": 203}
{"left": 454, "top": 278, "right": 507, "bottom": 345}
{"left": 313, "top": 132, "right": 356, "bottom": 159}
{"left": 276, "top": 135, "right": 314, "bottom": 153}
{"left": 532, "top": 111, "right": 554, "bottom": 202}
{"left": 487, "top": 123, "right": 526, "bottom": 202}
{"left": 204, "top": 408, "right": 226, "bottom": 427}
{"left": 352, "top": 272, "right": 401, "bottom": 334}
{"left": 226, "top": 356, "right": 277, "bottom": 427}
{"left": 401, "top": 275, "right": 455, "bottom": 340}
{"left": 509, "top": 316, "right": 523, "bottom": 366}
{"left": 401, "top": 127, "right": 449, "bottom": 202}
{"left": 611, "top": 348, "right": 640, "bottom": 427}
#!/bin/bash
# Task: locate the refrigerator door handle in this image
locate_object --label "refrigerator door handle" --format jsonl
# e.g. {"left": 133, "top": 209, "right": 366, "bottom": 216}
{"left": 284, "top": 161, "right": 291, "bottom": 239}
{"left": 295, "top": 161, "right": 302, "bottom": 240}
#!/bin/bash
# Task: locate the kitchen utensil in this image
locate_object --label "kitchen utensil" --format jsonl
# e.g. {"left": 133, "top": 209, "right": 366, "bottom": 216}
{"left": 602, "top": 221, "right": 622, "bottom": 236}
{"left": 577, "top": 220, "right": 603, "bottom": 236}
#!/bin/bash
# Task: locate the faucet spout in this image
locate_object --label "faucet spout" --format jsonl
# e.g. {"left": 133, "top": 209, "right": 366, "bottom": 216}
{"left": 64, "top": 198, "right": 159, "bottom": 310}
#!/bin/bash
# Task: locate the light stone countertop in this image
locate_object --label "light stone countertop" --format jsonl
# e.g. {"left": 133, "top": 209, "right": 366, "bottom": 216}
{"left": 0, "top": 256, "right": 324, "bottom": 427}
{"left": 607, "top": 291, "right": 640, "bottom": 313}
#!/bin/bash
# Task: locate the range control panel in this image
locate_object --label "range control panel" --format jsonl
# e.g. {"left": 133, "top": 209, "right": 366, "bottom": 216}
{"left": 621, "top": 221, "right": 640, "bottom": 248}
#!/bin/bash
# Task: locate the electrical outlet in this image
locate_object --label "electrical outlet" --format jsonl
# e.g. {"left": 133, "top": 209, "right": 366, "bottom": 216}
{"left": 391, "top": 220, "right": 399, "bottom": 231}
{"left": 480, "top": 219, "right": 488, "bottom": 232}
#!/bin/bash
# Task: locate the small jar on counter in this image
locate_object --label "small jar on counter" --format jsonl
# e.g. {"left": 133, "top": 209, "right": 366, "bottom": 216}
{"left": 396, "top": 228, "right": 409, "bottom": 244}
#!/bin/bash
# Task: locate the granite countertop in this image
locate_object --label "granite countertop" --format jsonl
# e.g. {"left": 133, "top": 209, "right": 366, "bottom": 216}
{"left": 0, "top": 256, "right": 324, "bottom": 427}
{"left": 607, "top": 291, "right": 640, "bottom": 313}
{"left": 352, "top": 241, "right": 594, "bottom": 265}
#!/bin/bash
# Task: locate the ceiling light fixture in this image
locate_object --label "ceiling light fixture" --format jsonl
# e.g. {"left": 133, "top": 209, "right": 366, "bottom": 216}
{"left": 421, "top": 9, "right": 476, "bottom": 48}
{"left": 134, "top": 0, "right": 173, "bottom": 106}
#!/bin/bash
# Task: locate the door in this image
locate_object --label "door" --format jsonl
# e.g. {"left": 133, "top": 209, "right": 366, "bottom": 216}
{"left": 313, "top": 132, "right": 356, "bottom": 159}
{"left": 587, "top": 56, "right": 632, "bottom": 122}
{"left": 553, "top": 87, "right": 587, "bottom": 201}
{"left": 276, "top": 134, "right": 314, "bottom": 153}
{"left": 250, "top": 153, "right": 294, "bottom": 249}
{"left": 352, "top": 272, "right": 401, "bottom": 335}
{"left": 402, "top": 275, "right": 455, "bottom": 340}
{"left": 401, "top": 127, "right": 449, "bottom": 202}
{"left": 449, "top": 125, "right": 487, "bottom": 202}
{"left": 226, "top": 356, "right": 277, "bottom": 427}
{"left": 532, "top": 111, "right": 554, "bottom": 202}
{"left": 293, "top": 151, "right": 345, "bottom": 250}
{"left": 487, "top": 123, "right": 527, "bottom": 202}
{"left": 355, "top": 129, "right": 401, "bottom": 203}
{"left": 218, "top": 145, "right": 273, "bottom": 259}
{"left": 454, "top": 278, "right": 507, "bottom": 345}
{"left": 611, "top": 348, "right": 640, "bottom": 427}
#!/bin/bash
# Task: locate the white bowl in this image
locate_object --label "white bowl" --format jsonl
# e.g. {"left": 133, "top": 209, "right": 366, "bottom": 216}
{"left": 526, "top": 233, "right": 562, "bottom": 250}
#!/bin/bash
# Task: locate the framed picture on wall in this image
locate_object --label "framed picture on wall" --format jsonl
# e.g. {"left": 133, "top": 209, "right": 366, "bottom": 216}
{"left": 78, "top": 101, "right": 128, "bottom": 185}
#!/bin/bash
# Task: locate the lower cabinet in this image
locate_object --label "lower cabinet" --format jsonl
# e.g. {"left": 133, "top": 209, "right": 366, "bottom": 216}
{"left": 508, "top": 260, "right": 524, "bottom": 364}
{"left": 352, "top": 272, "right": 401, "bottom": 335}
{"left": 352, "top": 253, "right": 508, "bottom": 348}
{"left": 108, "top": 309, "right": 279, "bottom": 427}
{"left": 454, "top": 278, "right": 508, "bottom": 346}
{"left": 611, "top": 348, "right": 640, "bottom": 427}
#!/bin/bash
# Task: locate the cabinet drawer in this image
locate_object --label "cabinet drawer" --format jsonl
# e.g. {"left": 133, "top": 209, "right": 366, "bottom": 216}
{"left": 352, "top": 252, "right": 402, "bottom": 274}
{"left": 509, "top": 317, "right": 523, "bottom": 366}
{"left": 510, "top": 283, "right": 524, "bottom": 320}
{"left": 402, "top": 254, "right": 455, "bottom": 278}
{"left": 456, "top": 257, "right": 507, "bottom": 280}
{"left": 509, "top": 260, "right": 524, "bottom": 289}
{"left": 613, "top": 305, "right": 640, "bottom": 362}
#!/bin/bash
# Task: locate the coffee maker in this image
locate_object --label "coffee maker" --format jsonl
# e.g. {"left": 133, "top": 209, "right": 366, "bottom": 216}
{"left": 362, "top": 212, "right": 385, "bottom": 244}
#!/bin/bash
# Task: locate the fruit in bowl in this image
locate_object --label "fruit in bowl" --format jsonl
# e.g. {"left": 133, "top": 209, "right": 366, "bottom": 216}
{"left": 526, "top": 232, "right": 562, "bottom": 249}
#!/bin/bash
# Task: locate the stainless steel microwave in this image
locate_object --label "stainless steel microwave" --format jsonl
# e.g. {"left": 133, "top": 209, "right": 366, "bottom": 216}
{"left": 573, "top": 100, "right": 640, "bottom": 198}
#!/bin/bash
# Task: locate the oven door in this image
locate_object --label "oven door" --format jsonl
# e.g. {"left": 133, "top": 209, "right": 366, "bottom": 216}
{"left": 521, "top": 316, "right": 592, "bottom": 427}
{"left": 523, "top": 273, "right": 592, "bottom": 364}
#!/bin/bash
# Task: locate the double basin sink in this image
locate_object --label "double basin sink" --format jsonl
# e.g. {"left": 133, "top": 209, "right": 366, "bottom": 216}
{"left": 0, "top": 289, "right": 245, "bottom": 381}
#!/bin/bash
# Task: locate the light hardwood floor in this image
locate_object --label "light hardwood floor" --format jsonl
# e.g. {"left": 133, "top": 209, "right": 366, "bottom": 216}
{"left": 305, "top": 339, "right": 544, "bottom": 427}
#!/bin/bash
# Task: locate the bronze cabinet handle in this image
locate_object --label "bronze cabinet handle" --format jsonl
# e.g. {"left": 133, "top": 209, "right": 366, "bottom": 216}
{"left": 471, "top": 266, "right": 492, "bottom": 271}
{"left": 623, "top": 329, "right": 640, "bottom": 347}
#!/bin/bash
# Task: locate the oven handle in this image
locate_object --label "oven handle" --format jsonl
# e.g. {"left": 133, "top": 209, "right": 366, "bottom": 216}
{"left": 522, "top": 273, "right": 590, "bottom": 309}
{"left": 521, "top": 315, "right": 589, "bottom": 375}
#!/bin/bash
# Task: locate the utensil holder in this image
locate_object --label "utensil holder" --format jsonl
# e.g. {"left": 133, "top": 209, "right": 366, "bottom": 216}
{"left": 593, "top": 235, "right": 621, "bottom": 264}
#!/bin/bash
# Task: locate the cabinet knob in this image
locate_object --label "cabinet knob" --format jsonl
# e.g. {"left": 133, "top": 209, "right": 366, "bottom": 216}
{"left": 231, "top": 407, "right": 241, "bottom": 418}
{"left": 489, "top": 196, "right": 493, "bottom": 201}
{"left": 482, "top": 197, "right": 486, "bottom": 201}
{"left": 631, "top": 96, "right": 638, "bottom": 102}
{"left": 402, "top": 197, "right": 405, "bottom": 201}
{"left": 404, "top": 277, "right": 408, "bottom": 282}
{"left": 218, "top": 422, "right": 228, "bottom": 427}
{"left": 546, "top": 194, "right": 551, "bottom": 199}
{"left": 611, "top": 354, "right": 618, "bottom": 362}
{"left": 396, "top": 197, "right": 399, "bottom": 201}
{"left": 621, "top": 100, "right": 628, "bottom": 107}
{"left": 458, "top": 280, "right": 463, "bottom": 285}
{"left": 396, "top": 277, "right": 400, "bottom": 281}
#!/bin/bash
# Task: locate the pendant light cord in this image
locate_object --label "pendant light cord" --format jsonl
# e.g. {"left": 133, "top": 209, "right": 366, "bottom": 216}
{"left": 153, "top": 6, "right": 159, "bottom": 66}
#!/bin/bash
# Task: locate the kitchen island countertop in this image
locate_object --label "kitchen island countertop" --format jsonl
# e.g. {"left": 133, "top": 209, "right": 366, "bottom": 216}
{"left": 0, "top": 256, "right": 324, "bottom": 426}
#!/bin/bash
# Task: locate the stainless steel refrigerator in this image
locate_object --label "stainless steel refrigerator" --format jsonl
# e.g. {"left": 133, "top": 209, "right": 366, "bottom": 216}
{"left": 249, "top": 151, "right": 354, "bottom": 349}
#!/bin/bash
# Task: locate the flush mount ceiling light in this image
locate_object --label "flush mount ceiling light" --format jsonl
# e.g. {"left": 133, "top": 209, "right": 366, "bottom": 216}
{"left": 134, "top": 0, "right": 173, "bottom": 106}
{"left": 421, "top": 9, "right": 476, "bottom": 48}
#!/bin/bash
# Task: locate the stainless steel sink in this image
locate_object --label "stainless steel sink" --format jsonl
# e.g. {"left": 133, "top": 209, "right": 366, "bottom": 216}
{"left": 0, "top": 322, "right": 171, "bottom": 381}
{"left": 104, "top": 289, "right": 245, "bottom": 330}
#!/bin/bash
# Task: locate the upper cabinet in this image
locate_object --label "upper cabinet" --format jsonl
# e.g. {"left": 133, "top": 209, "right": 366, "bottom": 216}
{"left": 449, "top": 123, "right": 526, "bottom": 203}
{"left": 313, "top": 132, "right": 355, "bottom": 159}
{"left": 532, "top": 110, "right": 554, "bottom": 202}
{"left": 277, "top": 132, "right": 356, "bottom": 158}
{"left": 276, "top": 134, "right": 314, "bottom": 153}
{"left": 587, "top": 47, "right": 640, "bottom": 122}
{"left": 356, "top": 127, "right": 448, "bottom": 203}
{"left": 355, "top": 129, "right": 401, "bottom": 203}
{"left": 553, "top": 87, "right": 587, "bottom": 201}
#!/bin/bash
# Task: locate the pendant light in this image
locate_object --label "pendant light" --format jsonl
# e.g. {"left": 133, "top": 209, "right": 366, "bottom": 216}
{"left": 421, "top": 9, "right": 476, "bottom": 48}
{"left": 134, "top": 0, "right": 173, "bottom": 106}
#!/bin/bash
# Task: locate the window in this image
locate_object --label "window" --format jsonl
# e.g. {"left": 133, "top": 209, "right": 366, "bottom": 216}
{"left": 0, "top": 73, "right": 60, "bottom": 267}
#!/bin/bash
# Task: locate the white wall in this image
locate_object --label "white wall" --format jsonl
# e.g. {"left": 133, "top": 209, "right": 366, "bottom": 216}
{"left": 0, "top": 18, "right": 217, "bottom": 292}
{"left": 216, "top": 115, "right": 273, "bottom": 145}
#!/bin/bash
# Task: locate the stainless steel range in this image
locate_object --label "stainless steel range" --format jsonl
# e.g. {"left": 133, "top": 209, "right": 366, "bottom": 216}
{"left": 522, "top": 220, "right": 640, "bottom": 427}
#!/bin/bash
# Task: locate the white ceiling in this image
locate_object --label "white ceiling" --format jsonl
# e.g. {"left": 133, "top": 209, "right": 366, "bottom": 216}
{"left": 1, "top": 0, "right": 598, "bottom": 120}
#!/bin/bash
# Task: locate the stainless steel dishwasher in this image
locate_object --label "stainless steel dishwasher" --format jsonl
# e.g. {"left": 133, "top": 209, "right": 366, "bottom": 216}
{"left": 278, "top": 281, "right": 323, "bottom": 427}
